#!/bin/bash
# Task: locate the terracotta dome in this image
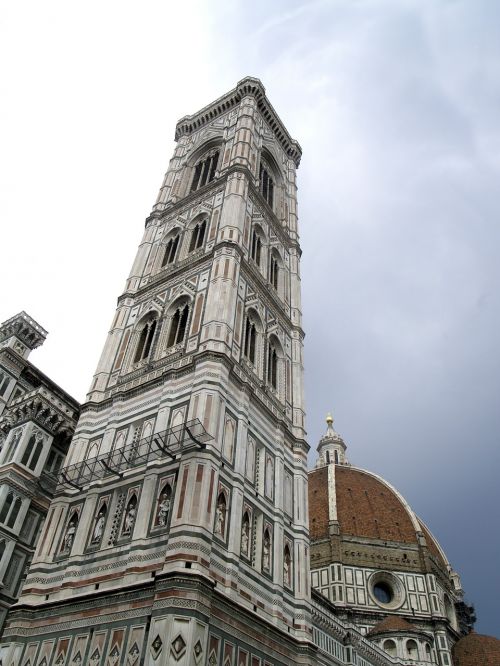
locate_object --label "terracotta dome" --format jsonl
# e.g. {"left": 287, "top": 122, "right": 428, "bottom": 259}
{"left": 368, "top": 615, "right": 421, "bottom": 637}
{"left": 309, "top": 464, "right": 449, "bottom": 570}
{"left": 452, "top": 632, "right": 500, "bottom": 666}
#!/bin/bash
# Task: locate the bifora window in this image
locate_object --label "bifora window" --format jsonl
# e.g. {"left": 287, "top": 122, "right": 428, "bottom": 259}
{"left": 259, "top": 161, "right": 274, "bottom": 208}
{"left": 267, "top": 341, "right": 278, "bottom": 389}
{"left": 134, "top": 319, "right": 157, "bottom": 363}
{"left": 20, "top": 433, "right": 44, "bottom": 471}
{"left": 250, "top": 229, "right": 262, "bottom": 266}
{"left": 243, "top": 316, "right": 256, "bottom": 364}
{"left": 0, "top": 491, "right": 22, "bottom": 529}
{"left": 190, "top": 150, "right": 219, "bottom": 192}
{"left": 162, "top": 235, "right": 180, "bottom": 266}
{"left": 167, "top": 303, "right": 190, "bottom": 348}
{"left": 189, "top": 219, "right": 207, "bottom": 253}
{"left": 269, "top": 253, "right": 279, "bottom": 289}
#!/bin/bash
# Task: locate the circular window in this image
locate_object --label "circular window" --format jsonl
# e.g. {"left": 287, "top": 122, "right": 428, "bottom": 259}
{"left": 373, "top": 581, "right": 393, "bottom": 604}
{"left": 368, "top": 571, "right": 405, "bottom": 610}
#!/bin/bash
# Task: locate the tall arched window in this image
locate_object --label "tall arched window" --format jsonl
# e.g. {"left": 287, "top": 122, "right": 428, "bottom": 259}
{"left": 0, "top": 372, "right": 10, "bottom": 397}
{"left": 189, "top": 219, "right": 207, "bottom": 253}
{"left": 250, "top": 229, "right": 262, "bottom": 266}
{"left": 243, "top": 316, "right": 256, "bottom": 364}
{"left": 190, "top": 150, "right": 220, "bottom": 192}
{"left": 269, "top": 252, "right": 279, "bottom": 289}
{"left": 0, "top": 492, "right": 13, "bottom": 523}
{"left": 134, "top": 319, "right": 157, "bottom": 363}
{"left": 259, "top": 162, "right": 274, "bottom": 208}
{"left": 167, "top": 303, "right": 190, "bottom": 348}
{"left": 6, "top": 497, "right": 22, "bottom": 528}
{"left": 161, "top": 234, "right": 180, "bottom": 266}
{"left": 21, "top": 433, "right": 44, "bottom": 471}
{"left": 267, "top": 342, "right": 278, "bottom": 390}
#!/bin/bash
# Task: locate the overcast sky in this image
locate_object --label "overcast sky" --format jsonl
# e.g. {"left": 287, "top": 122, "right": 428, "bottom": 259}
{"left": 1, "top": 0, "right": 499, "bottom": 637}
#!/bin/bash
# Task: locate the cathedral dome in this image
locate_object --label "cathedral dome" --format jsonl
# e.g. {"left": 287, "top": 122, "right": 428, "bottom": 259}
{"left": 309, "top": 463, "right": 449, "bottom": 574}
{"left": 452, "top": 632, "right": 500, "bottom": 665}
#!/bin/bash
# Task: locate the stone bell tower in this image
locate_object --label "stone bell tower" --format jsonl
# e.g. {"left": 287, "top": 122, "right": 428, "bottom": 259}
{"left": 2, "top": 78, "right": 314, "bottom": 665}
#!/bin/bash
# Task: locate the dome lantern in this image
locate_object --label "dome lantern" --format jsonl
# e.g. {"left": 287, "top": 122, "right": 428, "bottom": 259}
{"left": 316, "top": 412, "right": 347, "bottom": 467}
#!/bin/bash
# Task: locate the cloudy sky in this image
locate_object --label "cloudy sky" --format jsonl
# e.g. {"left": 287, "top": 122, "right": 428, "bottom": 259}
{"left": 1, "top": 0, "right": 499, "bottom": 636}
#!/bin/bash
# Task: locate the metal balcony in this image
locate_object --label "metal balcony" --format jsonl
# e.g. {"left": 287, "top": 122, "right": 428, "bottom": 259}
{"left": 58, "top": 419, "right": 212, "bottom": 490}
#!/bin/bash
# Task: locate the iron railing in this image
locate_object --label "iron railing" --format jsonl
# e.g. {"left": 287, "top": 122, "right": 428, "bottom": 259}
{"left": 58, "top": 419, "right": 212, "bottom": 490}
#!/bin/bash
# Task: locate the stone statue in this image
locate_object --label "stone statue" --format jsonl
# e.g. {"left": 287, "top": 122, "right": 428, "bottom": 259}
{"left": 241, "top": 519, "right": 250, "bottom": 555}
{"left": 91, "top": 508, "right": 106, "bottom": 543}
{"left": 284, "top": 555, "right": 290, "bottom": 586}
{"left": 263, "top": 533, "right": 270, "bottom": 571}
{"left": 215, "top": 498, "right": 226, "bottom": 536}
{"left": 63, "top": 518, "right": 77, "bottom": 552}
{"left": 122, "top": 504, "right": 136, "bottom": 535}
{"left": 157, "top": 493, "right": 171, "bottom": 526}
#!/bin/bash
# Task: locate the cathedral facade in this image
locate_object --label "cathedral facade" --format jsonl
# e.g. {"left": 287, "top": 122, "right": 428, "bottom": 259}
{"left": 0, "top": 78, "right": 496, "bottom": 666}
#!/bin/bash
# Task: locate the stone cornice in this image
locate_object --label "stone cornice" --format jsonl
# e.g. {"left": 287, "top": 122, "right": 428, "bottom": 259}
{"left": 5, "top": 386, "right": 79, "bottom": 436}
{"left": 175, "top": 77, "right": 302, "bottom": 167}
{"left": 0, "top": 311, "right": 47, "bottom": 350}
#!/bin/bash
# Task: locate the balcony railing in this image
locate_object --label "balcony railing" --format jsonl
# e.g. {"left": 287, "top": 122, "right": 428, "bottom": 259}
{"left": 58, "top": 419, "right": 212, "bottom": 490}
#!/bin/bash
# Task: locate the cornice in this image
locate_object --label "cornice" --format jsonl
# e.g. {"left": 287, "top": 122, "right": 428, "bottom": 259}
{"left": 175, "top": 77, "right": 302, "bottom": 167}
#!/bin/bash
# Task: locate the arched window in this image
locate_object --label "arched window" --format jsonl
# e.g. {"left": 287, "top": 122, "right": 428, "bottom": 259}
{"left": 334, "top": 450, "right": 339, "bottom": 464}
{"left": 190, "top": 150, "right": 219, "bottom": 192}
{"left": 162, "top": 234, "right": 180, "bottom": 266}
{"left": 20, "top": 433, "right": 44, "bottom": 471}
{"left": 6, "top": 497, "right": 22, "bottom": 528}
{"left": 269, "top": 252, "right": 279, "bottom": 289}
{"left": 259, "top": 162, "right": 274, "bottom": 208}
{"left": 167, "top": 302, "right": 190, "bottom": 348}
{"left": 383, "top": 640, "right": 397, "bottom": 657}
{"left": 0, "top": 372, "right": 10, "bottom": 397}
{"left": 406, "top": 640, "right": 418, "bottom": 660}
{"left": 4, "top": 429, "right": 22, "bottom": 462}
{"left": 243, "top": 316, "right": 256, "bottom": 364}
{"left": 250, "top": 229, "right": 262, "bottom": 266}
{"left": 267, "top": 341, "right": 278, "bottom": 390}
{"left": 325, "top": 451, "right": 330, "bottom": 464}
{"left": 424, "top": 643, "right": 432, "bottom": 660}
{"left": 134, "top": 319, "right": 157, "bottom": 363}
{"left": 189, "top": 219, "right": 207, "bottom": 253}
{"left": 0, "top": 492, "right": 13, "bottom": 523}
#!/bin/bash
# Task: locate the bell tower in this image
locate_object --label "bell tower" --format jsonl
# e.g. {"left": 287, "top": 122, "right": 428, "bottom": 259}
{"left": 2, "top": 79, "right": 314, "bottom": 665}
